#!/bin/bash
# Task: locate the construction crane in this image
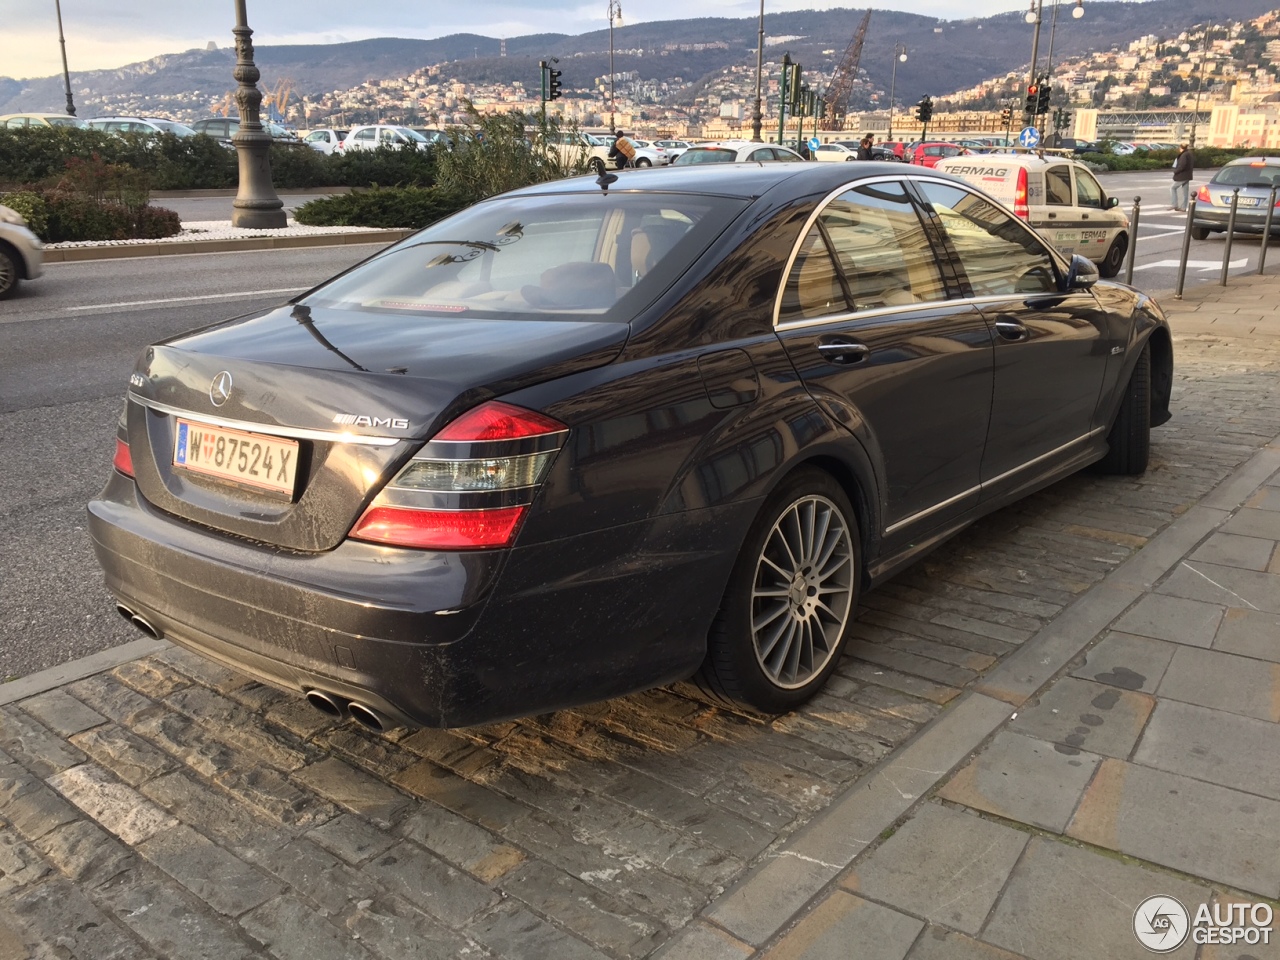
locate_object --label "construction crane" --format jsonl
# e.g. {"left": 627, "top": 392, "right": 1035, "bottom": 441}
{"left": 212, "top": 91, "right": 235, "bottom": 117}
{"left": 262, "top": 78, "right": 294, "bottom": 123}
{"left": 823, "top": 10, "right": 871, "bottom": 131}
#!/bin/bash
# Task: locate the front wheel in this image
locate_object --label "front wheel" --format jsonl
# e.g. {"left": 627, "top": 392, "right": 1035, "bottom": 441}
{"left": 695, "top": 468, "right": 860, "bottom": 714}
{"left": 635, "top": 157, "right": 652, "bottom": 168}
{"left": 1097, "top": 341, "right": 1151, "bottom": 475}
{"left": 588, "top": 157, "right": 606, "bottom": 175}
{"left": 1098, "top": 236, "right": 1126, "bottom": 279}
{"left": 1190, "top": 226, "right": 1210, "bottom": 241}
{"left": 0, "top": 245, "right": 17, "bottom": 300}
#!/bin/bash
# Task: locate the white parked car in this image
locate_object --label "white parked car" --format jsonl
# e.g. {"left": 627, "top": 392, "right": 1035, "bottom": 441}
{"left": 627, "top": 138, "right": 671, "bottom": 167}
{"left": 0, "top": 112, "right": 88, "bottom": 129}
{"left": 812, "top": 141, "right": 862, "bottom": 162}
{"left": 545, "top": 131, "right": 614, "bottom": 173}
{"left": 653, "top": 139, "right": 694, "bottom": 161}
{"left": 302, "top": 128, "right": 349, "bottom": 155}
{"left": 337, "top": 125, "right": 432, "bottom": 153}
{"left": 0, "top": 204, "right": 44, "bottom": 300}
{"left": 671, "top": 140, "right": 805, "bottom": 165}
{"left": 86, "top": 117, "right": 198, "bottom": 137}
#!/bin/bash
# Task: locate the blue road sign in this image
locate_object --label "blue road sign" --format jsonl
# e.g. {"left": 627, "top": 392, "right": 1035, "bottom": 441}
{"left": 1018, "top": 126, "right": 1041, "bottom": 148}
{"left": 808, "top": 137, "right": 821, "bottom": 153}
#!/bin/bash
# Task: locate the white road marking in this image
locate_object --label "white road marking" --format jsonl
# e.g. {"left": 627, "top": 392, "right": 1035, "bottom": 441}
{"left": 66, "top": 287, "right": 309, "bottom": 312}
{"left": 1132, "top": 258, "right": 1248, "bottom": 271}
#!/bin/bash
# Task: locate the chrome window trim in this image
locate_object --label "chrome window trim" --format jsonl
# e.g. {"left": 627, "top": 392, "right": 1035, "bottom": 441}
{"left": 771, "top": 173, "right": 970, "bottom": 330}
{"left": 775, "top": 300, "right": 934, "bottom": 333}
{"left": 883, "top": 427, "right": 1105, "bottom": 536}
{"left": 129, "top": 394, "right": 401, "bottom": 447}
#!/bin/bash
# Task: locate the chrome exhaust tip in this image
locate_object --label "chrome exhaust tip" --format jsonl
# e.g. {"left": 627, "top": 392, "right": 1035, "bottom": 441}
{"left": 116, "top": 604, "right": 162, "bottom": 640}
{"left": 305, "top": 690, "right": 346, "bottom": 717}
{"left": 347, "top": 702, "right": 387, "bottom": 733}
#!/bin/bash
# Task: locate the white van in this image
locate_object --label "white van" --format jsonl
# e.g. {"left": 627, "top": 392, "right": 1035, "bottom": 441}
{"left": 935, "top": 152, "right": 1129, "bottom": 278}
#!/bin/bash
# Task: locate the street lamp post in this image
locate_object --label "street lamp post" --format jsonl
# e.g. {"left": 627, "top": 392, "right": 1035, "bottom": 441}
{"left": 230, "top": 0, "right": 286, "bottom": 229}
{"left": 53, "top": 0, "right": 75, "bottom": 116}
{"left": 887, "top": 44, "right": 907, "bottom": 141}
{"left": 1182, "top": 25, "right": 1214, "bottom": 147}
{"left": 751, "top": 0, "right": 765, "bottom": 142}
{"left": 608, "top": 0, "right": 623, "bottom": 134}
{"left": 1025, "top": 0, "right": 1082, "bottom": 137}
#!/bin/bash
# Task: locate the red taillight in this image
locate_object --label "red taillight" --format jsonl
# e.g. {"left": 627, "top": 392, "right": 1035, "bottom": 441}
{"left": 350, "top": 401, "right": 567, "bottom": 550}
{"left": 350, "top": 505, "right": 527, "bottom": 550}
{"left": 1013, "top": 167, "right": 1029, "bottom": 220}
{"left": 113, "top": 438, "right": 134, "bottom": 478}
{"left": 435, "top": 401, "right": 566, "bottom": 441}
{"left": 1197, "top": 185, "right": 1211, "bottom": 203}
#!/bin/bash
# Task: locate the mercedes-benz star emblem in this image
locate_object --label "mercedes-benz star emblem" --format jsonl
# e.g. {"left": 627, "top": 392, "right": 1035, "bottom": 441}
{"left": 209, "top": 371, "right": 233, "bottom": 407}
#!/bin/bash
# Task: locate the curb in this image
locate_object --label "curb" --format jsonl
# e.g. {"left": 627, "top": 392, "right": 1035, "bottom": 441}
{"left": 657, "top": 429, "right": 1280, "bottom": 958}
{"left": 42, "top": 229, "right": 415, "bottom": 263}
{"left": 0, "top": 637, "right": 168, "bottom": 706}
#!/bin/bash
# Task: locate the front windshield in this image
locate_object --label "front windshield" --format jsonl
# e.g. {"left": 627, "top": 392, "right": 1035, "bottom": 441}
{"left": 1213, "top": 163, "right": 1280, "bottom": 189}
{"left": 47, "top": 117, "right": 87, "bottom": 128}
{"left": 586, "top": 134, "right": 610, "bottom": 146}
{"left": 151, "top": 120, "right": 196, "bottom": 136}
{"left": 675, "top": 149, "right": 737, "bottom": 165}
{"left": 398, "top": 127, "right": 428, "bottom": 142}
{"left": 304, "top": 192, "right": 747, "bottom": 321}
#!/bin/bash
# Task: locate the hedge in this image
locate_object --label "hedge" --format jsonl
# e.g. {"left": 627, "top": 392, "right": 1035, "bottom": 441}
{"left": 293, "top": 186, "right": 468, "bottom": 229}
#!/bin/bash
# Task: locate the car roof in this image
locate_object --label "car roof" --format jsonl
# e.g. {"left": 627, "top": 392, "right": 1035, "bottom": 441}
{"left": 937, "top": 152, "right": 1085, "bottom": 170}
{"left": 500, "top": 161, "right": 955, "bottom": 202}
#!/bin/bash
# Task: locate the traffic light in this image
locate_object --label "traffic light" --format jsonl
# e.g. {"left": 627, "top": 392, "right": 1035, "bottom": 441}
{"left": 1001, "top": 107, "right": 1012, "bottom": 125}
{"left": 1036, "top": 84, "right": 1051, "bottom": 115}
{"left": 548, "top": 66, "right": 563, "bottom": 101}
{"left": 915, "top": 96, "right": 933, "bottom": 124}
{"left": 1025, "top": 84, "right": 1038, "bottom": 116}
{"left": 788, "top": 62, "right": 803, "bottom": 111}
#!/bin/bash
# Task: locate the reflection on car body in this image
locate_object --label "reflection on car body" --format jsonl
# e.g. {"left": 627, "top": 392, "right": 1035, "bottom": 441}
{"left": 89, "top": 163, "right": 1174, "bottom": 730}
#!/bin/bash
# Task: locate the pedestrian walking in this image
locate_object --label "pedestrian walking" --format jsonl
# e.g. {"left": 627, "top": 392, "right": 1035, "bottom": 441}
{"left": 857, "top": 135, "right": 873, "bottom": 160}
{"left": 610, "top": 130, "right": 636, "bottom": 169}
{"left": 1171, "top": 142, "right": 1194, "bottom": 211}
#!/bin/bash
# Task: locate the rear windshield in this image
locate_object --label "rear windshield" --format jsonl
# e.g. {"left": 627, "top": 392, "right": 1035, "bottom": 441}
{"left": 1213, "top": 163, "right": 1280, "bottom": 188}
{"left": 676, "top": 149, "right": 739, "bottom": 165}
{"left": 303, "top": 192, "right": 747, "bottom": 321}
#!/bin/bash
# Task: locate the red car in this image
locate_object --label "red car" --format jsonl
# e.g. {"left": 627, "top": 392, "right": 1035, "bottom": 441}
{"left": 908, "top": 142, "right": 969, "bottom": 167}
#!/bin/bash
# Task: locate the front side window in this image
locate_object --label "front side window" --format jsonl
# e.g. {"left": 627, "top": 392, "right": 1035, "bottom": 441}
{"left": 917, "top": 182, "right": 1058, "bottom": 297}
{"left": 1075, "top": 169, "right": 1105, "bottom": 208}
{"left": 749, "top": 148, "right": 774, "bottom": 162}
{"left": 1045, "top": 166, "right": 1073, "bottom": 206}
{"left": 304, "top": 193, "right": 746, "bottom": 321}
{"left": 355, "top": 128, "right": 374, "bottom": 141}
{"left": 820, "top": 181, "right": 946, "bottom": 311}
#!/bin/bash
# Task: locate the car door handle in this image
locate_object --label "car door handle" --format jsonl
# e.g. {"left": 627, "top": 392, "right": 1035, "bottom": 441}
{"left": 995, "top": 320, "right": 1029, "bottom": 341}
{"left": 1047, "top": 212, "right": 1057, "bottom": 218}
{"left": 817, "top": 340, "right": 870, "bottom": 364}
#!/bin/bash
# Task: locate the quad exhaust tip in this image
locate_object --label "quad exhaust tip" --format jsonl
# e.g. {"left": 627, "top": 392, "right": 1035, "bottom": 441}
{"left": 304, "top": 690, "right": 391, "bottom": 733}
{"left": 115, "top": 603, "right": 163, "bottom": 641}
{"left": 347, "top": 702, "right": 387, "bottom": 732}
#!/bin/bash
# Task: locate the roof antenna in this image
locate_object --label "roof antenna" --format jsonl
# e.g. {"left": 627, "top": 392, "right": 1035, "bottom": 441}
{"left": 596, "top": 171, "right": 619, "bottom": 193}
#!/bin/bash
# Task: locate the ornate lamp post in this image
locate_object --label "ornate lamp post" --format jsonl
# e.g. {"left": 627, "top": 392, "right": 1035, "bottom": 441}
{"left": 887, "top": 44, "right": 907, "bottom": 140}
{"left": 608, "top": 0, "right": 623, "bottom": 134}
{"left": 1181, "top": 25, "right": 1215, "bottom": 147}
{"left": 751, "top": 0, "right": 765, "bottom": 142}
{"left": 230, "top": 0, "right": 286, "bottom": 229}
{"left": 54, "top": 0, "right": 75, "bottom": 115}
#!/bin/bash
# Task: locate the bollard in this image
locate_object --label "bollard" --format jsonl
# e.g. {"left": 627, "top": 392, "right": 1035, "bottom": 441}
{"left": 1174, "top": 202, "right": 1197, "bottom": 299}
{"left": 1123, "top": 196, "right": 1141, "bottom": 285}
{"left": 1220, "top": 188, "right": 1240, "bottom": 287}
{"left": 1258, "top": 186, "right": 1278, "bottom": 275}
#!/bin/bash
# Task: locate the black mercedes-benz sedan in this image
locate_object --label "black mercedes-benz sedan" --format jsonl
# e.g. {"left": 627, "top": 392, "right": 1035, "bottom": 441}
{"left": 89, "top": 162, "right": 1173, "bottom": 730}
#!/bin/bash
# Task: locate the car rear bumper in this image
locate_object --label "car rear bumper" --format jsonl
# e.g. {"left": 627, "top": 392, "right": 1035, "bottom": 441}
{"left": 88, "top": 472, "right": 746, "bottom": 727}
{"left": 1193, "top": 203, "right": 1280, "bottom": 234}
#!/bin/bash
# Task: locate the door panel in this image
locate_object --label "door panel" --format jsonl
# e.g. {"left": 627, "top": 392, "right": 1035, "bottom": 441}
{"left": 775, "top": 181, "right": 994, "bottom": 531}
{"left": 914, "top": 180, "right": 1114, "bottom": 484}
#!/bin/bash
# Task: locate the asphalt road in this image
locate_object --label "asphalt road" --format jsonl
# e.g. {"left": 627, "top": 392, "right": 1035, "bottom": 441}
{"left": 0, "top": 245, "right": 376, "bottom": 680}
{"left": 153, "top": 193, "right": 332, "bottom": 222}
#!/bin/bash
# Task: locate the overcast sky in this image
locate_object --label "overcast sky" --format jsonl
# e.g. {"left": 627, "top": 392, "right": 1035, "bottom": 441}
{"left": 3, "top": 0, "right": 1044, "bottom": 80}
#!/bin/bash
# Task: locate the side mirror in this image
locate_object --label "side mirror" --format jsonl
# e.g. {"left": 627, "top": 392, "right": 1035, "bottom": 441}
{"left": 1066, "top": 254, "right": 1099, "bottom": 291}
{"left": 1107, "top": 196, "right": 1120, "bottom": 209}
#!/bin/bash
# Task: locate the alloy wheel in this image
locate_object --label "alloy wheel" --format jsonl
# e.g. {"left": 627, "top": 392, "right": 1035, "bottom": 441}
{"left": 750, "top": 494, "right": 854, "bottom": 689}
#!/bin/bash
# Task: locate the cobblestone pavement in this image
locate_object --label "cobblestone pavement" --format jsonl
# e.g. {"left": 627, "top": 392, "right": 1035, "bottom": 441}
{"left": 1, "top": 277, "right": 1278, "bottom": 959}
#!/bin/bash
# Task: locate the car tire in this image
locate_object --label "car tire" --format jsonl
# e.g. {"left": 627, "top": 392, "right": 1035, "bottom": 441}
{"left": 589, "top": 157, "right": 606, "bottom": 175}
{"left": 635, "top": 157, "right": 652, "bottom": 167}
{"left": 1190, "top": 226, "right": 1210, "bottom": 241}
{"left": 0, "top": 244, "right": 18, "bottom": 300}
{"left": 695, "top": 467, "right": 860, "bottom": 714}
{"left": 1098, "top": 236, "right": 1126, "bottom": 279}
{"left": 1097, "top": 341, "right": 1151, "bottom": 475}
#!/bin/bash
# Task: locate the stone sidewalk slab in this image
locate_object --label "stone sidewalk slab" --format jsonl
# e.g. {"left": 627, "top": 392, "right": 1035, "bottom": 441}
{"left": 1008, "top": 677, "right": 1153, "bottom": 758}
{"left": 1068, "top": 758, "right": 1280, "bottom": 896}
{"left": 1157, "top": 645, "right": 1280, "bottom": 723}
{"left": 1069, "top": 631, "right": 1176, "bottom": 693}
{"left": 841, "top": 802, "right": 1027, "bottom": 935}
{"left": 1112, "top": 593, "right": 1224, "bottom": 648}
{"left": 981, "top": 836, "right": 1207, "bottom": 960}
{"left": 757, "top": 891, "right": 922, "bottom": 960}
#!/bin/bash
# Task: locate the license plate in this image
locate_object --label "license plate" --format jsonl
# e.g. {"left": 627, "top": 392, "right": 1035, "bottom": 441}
{"left": 1238, "top": 197, "right": 1261, "bottom": 207}
{"left": 174, "top": 420, "right": 298, "bottom": 496}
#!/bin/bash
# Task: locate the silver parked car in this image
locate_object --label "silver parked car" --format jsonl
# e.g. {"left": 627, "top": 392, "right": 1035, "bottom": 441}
{"left": 0, "top": 204, "right": 44, "bottom": 299}
{"left": 1191, "top": 157, "right": 1280, "bottom": 240}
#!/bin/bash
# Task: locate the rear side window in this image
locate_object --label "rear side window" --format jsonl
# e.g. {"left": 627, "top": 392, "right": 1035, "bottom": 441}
{"left": 305, "top": 193, "right": 747, "bottom": 321}
{"left": 1045, "top": 166, "right": 1073, "bottom": 206}
{"left": 917, "top": 182, "right": 1058, "bottom": 297}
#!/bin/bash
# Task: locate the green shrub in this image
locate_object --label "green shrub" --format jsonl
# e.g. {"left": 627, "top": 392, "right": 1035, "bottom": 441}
{"left": 331, "top": 143, "right": 437, "bottom": 187}
{"left": 293, "top": 186, "right": 468, "bottom": 229}
{"left": 135, "top": 205, "right": 182, "bottom": 239}
{"left": 268, "top": 144, "right": 337, "bottom": 189}
{"left": 43, "top": 196, "right": 134, "bottom": 241}
{"left": 0, "top": 190, "right": 50, "bottom": 236}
